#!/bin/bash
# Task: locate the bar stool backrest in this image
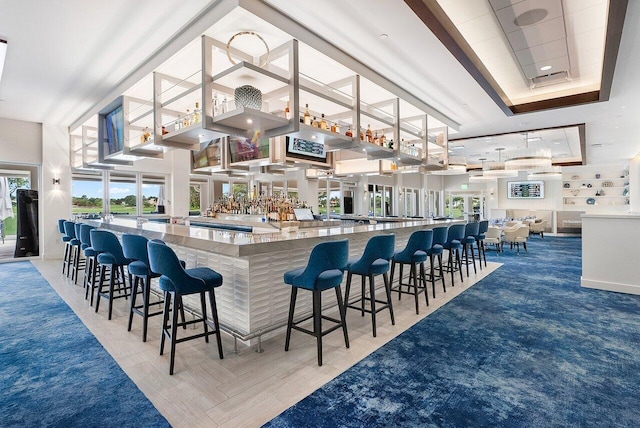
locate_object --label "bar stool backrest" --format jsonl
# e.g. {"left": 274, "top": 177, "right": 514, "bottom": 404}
{"left": 446, "top": 224, "right": 466, "bottom": 244}
{"left": 57, "top": 219, "right": 66, "bottom": 234}
{"left": 148, "top": 241, "right": 196, "bottom": 294}
{"left": 90, "top": 229, "right": 128, "bottom": 264}
{"left": 464, "top": 222, "right": 480, "bottom": 238}
{"left": 432, "top": 226, "right": 449, "bottom": 246}
{"left": 122, "top": 234, "right": 150, "bottom": 265}
{"left": 297, "top": 240, "right": 349, "bottom": 288}
{"left": 63, "top": 221, "right": 76, "bottom": 239}
{"left": 350, "top": 234, "right": 395, "bottom": 273}
{"left": 79, "top": 224, "right": 95, "bottom": 246}
{"left": 478, "top": 220, "right": 489, "bottom": 235}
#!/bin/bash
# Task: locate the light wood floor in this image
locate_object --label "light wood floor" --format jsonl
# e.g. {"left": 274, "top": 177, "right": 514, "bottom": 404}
{"left": 33, "top": 258, "right": 499, "bottom": 427}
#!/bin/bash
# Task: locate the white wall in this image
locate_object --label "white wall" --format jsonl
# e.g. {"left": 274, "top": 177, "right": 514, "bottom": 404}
{"left": 0, "top": 118, "right": 42, "bottom": 163}
{"left": 496, "top": 171, "right": 562, "bottom": 211}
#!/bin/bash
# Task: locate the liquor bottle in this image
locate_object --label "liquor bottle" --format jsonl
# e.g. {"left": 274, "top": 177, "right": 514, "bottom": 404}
{"left": 193, "top": 102, "right": 201, "bottom": 124}
{"left": 335, "top": 123, "right": 340, "bottom": 134}
{"left": 330, "top": 123, "right": 337, "bottom": 133}
{"left": 212, "top": 94, "right": 219, "bottom": 116}
{"left": 284, "top": 101, "right": 291, "bottom": 120}
{"left": 175, "top": 118, "right": 182, "bottom": 131}
{"left": 221, "top": 97, "right": 228, "bottom": 114}
{"left": 360, "top": 129, "right": 365, "bottom": 141}
{"left": 373, "top": 131, "right": 379, "bottom": 146}
{"left": 320, "top": 114, "right": 328, "bottom": 130}
{"left": 162, "top": 126, "right": 168, "bottom": 135}
{"left": 303, "top": 104, "right": 311, "bottom": 126}
{"left": 312, "top": 117, "right": 319, "bottom": 128}
{"left": 380, "top": 133, "right": 387, "bottom": 146}
{"left": 183, "top": 109, "right": 191, "bottom": 127}
{"left": 143, "top": 127, "right": 151, "bottom": 142}
{"left": 366, "top": 124, "right": 373, "bottom": 143}
{"left": 345, "top": 127, "right": 353, "bottom": 137}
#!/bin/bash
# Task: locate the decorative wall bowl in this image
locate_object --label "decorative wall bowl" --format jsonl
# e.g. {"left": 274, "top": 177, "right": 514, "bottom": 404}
{"left": 586, "top": 198, "right": 596, "bottom": 205}
{"left": 563, "top": 182, "right": 570, "bottom": 188}
{"left": 571, "top": 190, "right": 580, "bottom": 196}
{"left": 602, "top": 181, "right": 613, "bottom": 187}
{"left": 234, "top": 85, "right": 262, "bottom": 110}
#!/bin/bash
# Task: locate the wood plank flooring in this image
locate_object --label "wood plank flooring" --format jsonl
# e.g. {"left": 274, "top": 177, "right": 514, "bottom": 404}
{"left": 33, "top": 258, "right": 499, "bottom": 427}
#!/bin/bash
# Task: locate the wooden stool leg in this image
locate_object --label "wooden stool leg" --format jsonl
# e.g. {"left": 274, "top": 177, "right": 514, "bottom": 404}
{"left": 208, "top": 290, "right": 224, "bottom": 359}
{"left": 169, "top": 294, "right": 180, "bottom": 375}
{"left": 369, "top": 274, "right": 377, "bottom": 337}
{"left": 160, "top": 291, "right": 171, "bottom": 356}
{"left": 383, "top": 272, "right": 395, "bottom": 326}
{"left": 313, "top": 289, "right": 322, "bottom": 366}
{"left": 335, "top": 285, "right": 349, "bottom": 348}
{"left": 284, "top": 288, "right": 297, "bottom": 352}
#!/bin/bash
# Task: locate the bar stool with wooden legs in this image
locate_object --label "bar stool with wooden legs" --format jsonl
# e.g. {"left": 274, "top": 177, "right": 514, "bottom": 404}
{"left": 148, "top": 240, "right": 224, "bottom": 375}
{"left": 284, "top": 239, "right": 349, "bottom": 366}
{"left": 461, "top": 222, "right": 479, "bottom": 277}
{"left": 427, "top": 226, "right": 447, "bottom": 298}
{"left": 78, "top": 224, "right": 96, "bottom": 292}
{"left": 71, "top": 223, "right": 87, "bottom": 284}
{"left": 62, "top": 221, "right": 77, "bottom": 278}
{"left": 389, "top": 230, "right": 432, "bottom": 314}
{"left": 442, "top": 224, "right": 465, "bottom": 286}
{"left": 58, "top": 219, "right": 71, "bottom": 274}
{"left": 344, "top": 234, "right": 395, "bottom": 337}
{"left": 475, "top": 220, "right": 489, "bottom": 268}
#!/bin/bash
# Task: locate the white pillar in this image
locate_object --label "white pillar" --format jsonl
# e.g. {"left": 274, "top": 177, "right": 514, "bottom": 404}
{"left": 630, "top": 154, "right": 640, "bottom": 213}
{"left": 42, "top": 124, "right": 71, "bottom": 260}
{"left": 170, "top": 150, "right": 191, "bottom": 218}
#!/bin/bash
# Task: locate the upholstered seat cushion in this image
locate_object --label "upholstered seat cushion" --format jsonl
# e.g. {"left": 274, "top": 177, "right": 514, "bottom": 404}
{"left": 393, "top": 249, "right": 427, "bottom": 264}
{"left": 475, "top": 233, "right": 486, "bottom": 240}
{"left": 346, "top": 257, "right": 390, "bottom": 275}
{"left": 443, "top": 240, "right": 462, "bottom": 250}
{"left": 427, "top": 244, "right": 444, "bottom": 255}
{"left": 83, "top": 247, "right": 98, "bottom": 257}
{"left": 159, "top": 267, "right": 222, "bottom": 294}
{"left": 462, "top": 236, "right": 476, "bottom": 244}
{"left": 284, "top": 267, "right": 344, "bottom": 290}
{"left": 97, "top": 252, "right": 131, "bottom": 266}
{"left": 186, "top": 267, "right": 223, "bottom": 288}
{"left": 62, "top": 236, "right": 72, "bottom": 242}
{"left": 128, "top": 260, "right": 156, "bottom": 277}
{"left": 70, "top": 238, "right": 81, "bottom": 246}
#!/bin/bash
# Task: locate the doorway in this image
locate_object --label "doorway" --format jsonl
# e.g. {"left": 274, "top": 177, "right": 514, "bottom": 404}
{"left": 0, "top": 165, "right": 37, "bottom": 260}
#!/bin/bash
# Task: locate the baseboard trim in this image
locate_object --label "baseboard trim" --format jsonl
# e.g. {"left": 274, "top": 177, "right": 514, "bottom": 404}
{"left": 581, "top": 277, "right": 640, "bottom": 295}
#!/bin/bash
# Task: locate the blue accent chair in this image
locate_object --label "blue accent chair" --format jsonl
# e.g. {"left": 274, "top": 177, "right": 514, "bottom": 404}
{"left": 344, "top": 234, "right": 395, "bottom": 337}
{"left": 58, "top": 219, "right": 70, "bottom": 274}
{"left": 148, "top": 240, "right": 224, "bottom": 375}
{"left": 475, "top": 220, "right": 489, "bottom": 268}
{"left": 70, "top": 223, "right": 86, "bottom": 284}
{"left": 462, "top": 222, "right": 480, "bottom": 276}
{"left": 443, "top": 224, "right": 465, "bottom": 286}
{"left": 284, "top": 239, "right": 349, "bottom": 366}
{"left": 427, "top": 226, "right": 447, "bottom": 297}
{"left": 389, "top": 230, "right": 432, "bottom": 314}
{"left": 90, "top": 229, "right": 131, "bottom": 320}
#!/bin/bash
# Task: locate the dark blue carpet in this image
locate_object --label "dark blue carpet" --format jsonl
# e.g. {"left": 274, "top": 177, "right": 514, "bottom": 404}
{"left": 265, "top": 236, "right": 640, "bottom": 427}
{"left": 0, "top": 261, "right": 170, "bottom": 427}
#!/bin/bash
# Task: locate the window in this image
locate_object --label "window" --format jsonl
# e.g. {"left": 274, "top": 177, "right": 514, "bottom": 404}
{"left": 232, "top": 182, "right": 248, "bottom": 198}
{"left": 141, "top": 175, "right": 166, "bottom": 214}
{"left": 71, "top": 173, "right": 102, "bottom": 216}
{"left": 109, "top": 173, "right": 136, "bottom": 215}
{"left": 190, "top": 182, "right": 203, "bottom": 213}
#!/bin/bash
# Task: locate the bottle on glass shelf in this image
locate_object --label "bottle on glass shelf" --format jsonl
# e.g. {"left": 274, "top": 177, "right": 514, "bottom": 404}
{"left": 360, "top": 129, "right": 365, "bottom": 141}
{"left": 330, "top": 123, "right": 337, "bottom": 133}
{"left": 303, "top": 104, "right": 311, "bottom": 126}
{"left": 312, "top": 117, "right": 320, "bottom": 128}
{"left": 284, "top": 101, "right": 291, "bottom": 120}
{"left": 183, "top": 109, "right": 191, "bottom": 127}
{"left": 193, "top": 102, "right": 201, "bottom": 124}
{"left": 175, "top": 118, "right": 181, "bottom": 131}
{"left": 221, "top": 97, "right": 228, "bottom": 114}
{"left": 320, "top": 114, "right": 328, "bottom": 130}
{"left": 212, "top": 94, "right": 219, "bottom": 116}
{"left": 366, "top": 124, "right": 373, "bottom": 143}
{"left": 380, "top": 133, "right": 387, "bottom": 146}
{"left": 345, "top": 127, "right": 353, "bottom": 137}
{"left": 334, "top": 123, "right": 340, "bottom": 134}
{"left": 373, "top": 131, "right": 379, "bottom": 146}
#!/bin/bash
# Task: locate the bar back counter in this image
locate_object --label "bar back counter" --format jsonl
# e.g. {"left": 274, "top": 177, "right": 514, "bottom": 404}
{"left": 86, "top": 217, "right": 461, "bottom": 349}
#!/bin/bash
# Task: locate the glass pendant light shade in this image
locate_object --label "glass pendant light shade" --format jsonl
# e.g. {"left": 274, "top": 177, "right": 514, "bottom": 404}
{"left": 468, "top": 171, "right": 497, "bottom": 182}
{"left": 481, "top": 147, "right": 519, "bottom": 178}
{"left": 504, "top": 148, "right": 552, "bottom": 170}
{"left": 527, "top": 165, "right": 562, "bottom": 179}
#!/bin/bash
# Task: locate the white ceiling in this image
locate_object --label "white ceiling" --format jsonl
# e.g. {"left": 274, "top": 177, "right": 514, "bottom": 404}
{"left": 0, "top": 0, "right": 639, "bottom": 166}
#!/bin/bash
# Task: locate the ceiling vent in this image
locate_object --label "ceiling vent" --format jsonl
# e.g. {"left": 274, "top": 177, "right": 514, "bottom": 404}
{"left": 530, "top": 70, "right": 572, "bottom": 89}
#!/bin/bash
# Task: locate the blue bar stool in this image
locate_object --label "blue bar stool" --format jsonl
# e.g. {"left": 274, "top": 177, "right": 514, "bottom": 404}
{"left": 91, "top": 229, "right": 132, "bottom": 320}
{"left": 462, "top": 222, "right": 480, "bottom": 276}
{"left": 389, "top": 230, "right": 432, "bottom": 314}
{"left": 148, "top": 240, "right": 224, "bottom": 375}
{"left": 284, "top": 239, "right": 349, "bottom": 366}
{"left": 62, "top": 221, "right": 78, "bottom": 278}
{"left": 344, "top": 234, "right": 395, "bottom": 337}
{"left": 58, "top": 219, "right": 71, "bottom": 274}
{"left": 442, "top": 224, "right": 465, "bottom": 286}
{"left": 78, "top": 224, "right": 97, "bottom": 292}
{"left": 475, "top": 220, "right": 489, "bottom": 268}
{"left": 427, "top": 226, "right": 447, "bottom": 297}
{"left": 71, "top": 223, "right": 86, "bottom": 284}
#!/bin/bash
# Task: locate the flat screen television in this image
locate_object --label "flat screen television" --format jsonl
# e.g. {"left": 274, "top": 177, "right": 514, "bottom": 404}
{"left": 286, "top": 137, "right": 327, "bottom": 163}
{"left": 192, "top": 138, "right": 222, "bottom": 169}
{"left": 507, "top": 181, "right": 544, "bottom": 199}
{"left": 105, "top": 105, "right": 125, "bottom": 155}
{"left": 228, "top": 135, "right": 269, "bottom": 163}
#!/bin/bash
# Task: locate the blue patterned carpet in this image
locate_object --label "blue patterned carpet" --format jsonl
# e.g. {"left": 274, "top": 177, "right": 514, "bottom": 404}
{"left": 265, "top": 236, "right": 640, "bottom": 427}
{"left": 0, "top": 261, "right": 169, "bottom": 427}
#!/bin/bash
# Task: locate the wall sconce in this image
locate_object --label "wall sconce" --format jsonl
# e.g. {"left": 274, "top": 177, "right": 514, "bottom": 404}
{"left": 490, "top": 188, "right": 495, "bottom": 196}
{"left": 52, "top": 178, "right": 60, "bottom": 186}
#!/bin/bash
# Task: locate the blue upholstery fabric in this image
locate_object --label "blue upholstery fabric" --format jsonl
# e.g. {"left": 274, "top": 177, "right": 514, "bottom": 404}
{"left": 62, "top": 236, "right": 72, "bottom": 242}
{"left": 432, "top": 226, "right": 448, "bottom": 246}
{"left": 346, "top": 235, "right": 395, "bottom": 275}
{"left": 122, "top": 234, "right": 151, "bottom": 268}
{"left": 284, "top": 240, "right": 349, "bottom": 290}
{"left": 83, "top": 247, "right": 98, "bottom": 257}
{"left": 90, "top": 230, "right": 130, "bottom": 266}
{"left": 79, "top": 224, "right": 95, "bottom": 247}
{"left": 57, "top": 219, "right": 66, "bottom": 234}
{"left": 148, "top": 241, "right": 222, "bottom": 295}
{"left": 463, "top": 222, "right": 479, "bottom": 245}
{"left": 74, "top": 223, "right": 82, "bottom": 243}
{"left": 443, "top": 224, "right": 465, "bottom": 250}
{"left": 63, "top": 221, "right": 76, "bottom": 239}
{"left": 393, "top": 230, "right": 432, "bottom": 264}
{"left": 70, "top": 238, "right": 81, "bottom": 247}
{"left": 127, "top": 260, "right": 156, "bottom": 277}
{"left": 477, "top": 220, "right": 489, "bottom": 236}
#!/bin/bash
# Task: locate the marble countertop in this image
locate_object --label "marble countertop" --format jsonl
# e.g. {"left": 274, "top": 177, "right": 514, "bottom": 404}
{"left": 85, "top": 217, "right": 461, "bottom": 258}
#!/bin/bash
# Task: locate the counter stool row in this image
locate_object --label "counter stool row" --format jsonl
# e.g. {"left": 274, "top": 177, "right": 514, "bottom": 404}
{"left": 57, "top": 220, "right": 224, "bottom": 375}
{"left": 284, "top": 220, "right": 489, "bottom": 366}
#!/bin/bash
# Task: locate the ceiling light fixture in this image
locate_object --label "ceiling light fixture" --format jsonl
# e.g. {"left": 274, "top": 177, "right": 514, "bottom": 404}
{"left": 483, "top": 148, "right": 519, "bottom": 178}
{"left": 379, "top": 33, "right": 389, "bottom": 40}
{"left": 540, "top": 65, "right": 552, "bottom": 71}
{"left": 431, "top": 156, "right": 467, "bottom": 175}
{"left": 527, "top": 166, "right": 563, "bottom": 179}
{"left": 0, "top": 40, "right": 7, "bottom": 83}
{"left": 504, "top": 133, "right": 552, "bottom": 170}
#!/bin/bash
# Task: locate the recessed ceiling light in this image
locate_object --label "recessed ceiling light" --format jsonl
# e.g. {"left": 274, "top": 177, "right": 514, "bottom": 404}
{"left": 379, "top": 33, "right": 389, "bottom": 40}
{"left": 247, "top": 119, "right": 253, "bottom": 124}
{"left": 451, "top": 145, "right": 466, "bottom": 150}
{"left": 311, "top": 135, "right": 316, "bottom": 139}
{"left": 198, "top": 134, "right": 205, "bottom": 137}
{"left": 540, "top": 65, "right": 552, "bottom": 71}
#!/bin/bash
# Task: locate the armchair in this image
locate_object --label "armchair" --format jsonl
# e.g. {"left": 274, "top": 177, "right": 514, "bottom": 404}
{"left": 529, "top": 220, "right": 546, "bottom": 238}
{"left": 503, "top": 225, "right": 529, "bottom": 253}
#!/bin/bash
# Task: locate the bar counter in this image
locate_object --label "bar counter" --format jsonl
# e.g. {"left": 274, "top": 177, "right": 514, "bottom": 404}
{"left": 86, "top": 217, "right": 461, "bottom": 347}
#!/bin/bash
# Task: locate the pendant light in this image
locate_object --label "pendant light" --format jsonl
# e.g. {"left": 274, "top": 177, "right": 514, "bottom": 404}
{"left": 431, "top": 156, "right": 467, "bottom": 175}
{"left": 505, "top": 132, "right": 552, "bottom": 170}
{"left": 483, "top": 148, "right": 519, "bottom": 178}
{"left": 468, "top": 159, "right": 498, "bottom": 182}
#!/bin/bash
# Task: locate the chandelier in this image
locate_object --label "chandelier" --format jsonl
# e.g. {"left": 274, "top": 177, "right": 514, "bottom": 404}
{"left": 431, "top": 156, "right": 467, "bottom": 175}
{"left": 527, "top": 165, "right": 563, "bottom": 179}
{"left": 483, "top": 148, "right": 519, "bottom": 178}
{"left": 504, "top": 133, "right": 553, "bottom": 170}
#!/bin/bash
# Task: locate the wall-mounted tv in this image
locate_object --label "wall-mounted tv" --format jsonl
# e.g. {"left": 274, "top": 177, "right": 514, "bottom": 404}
{"left": 192, "top": 138, "right": 222, "bottom": 169}
{"left": 228, "top": 135, "right": 269, "bottom": 163}
{"left": 286, "top": 136, "right": 327, "bottom": 163}
{"left": 105, "top": 105, "right": 124, "bottom": 155}
{"left": 507, "top": 181, "right": 544, "bottom": 199}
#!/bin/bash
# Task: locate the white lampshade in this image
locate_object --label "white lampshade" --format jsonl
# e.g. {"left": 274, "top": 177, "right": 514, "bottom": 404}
{"left": 482, "top": 161, "right": 519, "bottom": 178}
{"left": 527, "top": 165, "right": 562, "bottom": 179}
{"left": 431, "top": 156, "right": 467, "bottom": 175}
{"left": 468, "top": 171, "right": 497, "bottom": 182}
{"left": 504, "top": 148, "right": 552, "bottom": 170}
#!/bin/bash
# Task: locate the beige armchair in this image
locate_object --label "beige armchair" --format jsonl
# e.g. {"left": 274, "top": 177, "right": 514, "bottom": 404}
{"left": 503, "top": 225, "right": 529, "bottom": 253}
{"left": 485, "top": 227, "right": 502, "bottom": 253}
{"left": 529, "top": 220, "right": 546, "bottom": 238}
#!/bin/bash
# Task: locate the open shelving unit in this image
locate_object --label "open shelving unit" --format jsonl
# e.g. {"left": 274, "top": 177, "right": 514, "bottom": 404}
{"left": 562, "top": 167, "right": 629, "bottom": 208}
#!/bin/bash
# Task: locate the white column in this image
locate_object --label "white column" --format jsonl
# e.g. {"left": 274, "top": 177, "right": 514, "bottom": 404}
{"left": 630, "top": 154, "right": 640, "bottom": 213}
{"left": 42, "top": 124, "right": 72, "bottom": 260}
{"left": 170, "top": 150, "right": 191, "bottom": 218}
